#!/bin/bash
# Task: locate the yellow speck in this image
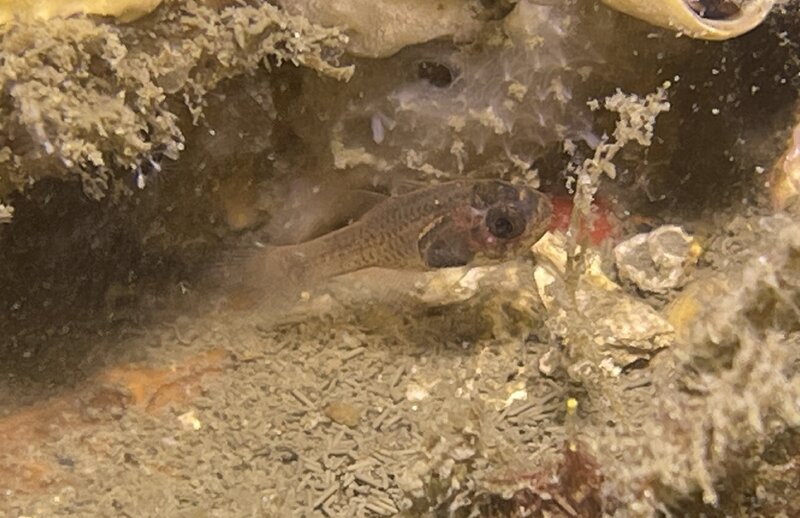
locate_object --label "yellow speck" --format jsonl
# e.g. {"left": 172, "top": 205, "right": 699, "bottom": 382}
{"left": 689, "top": 239, "right": 703, "bottom": 261}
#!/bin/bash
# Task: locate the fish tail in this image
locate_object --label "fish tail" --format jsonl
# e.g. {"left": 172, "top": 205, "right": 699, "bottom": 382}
{"left": 209, "top": 245, "right": 313, "bottom": 318}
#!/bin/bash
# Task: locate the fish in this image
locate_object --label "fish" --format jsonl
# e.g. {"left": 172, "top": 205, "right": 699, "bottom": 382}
{"left": 216, "top": 179, "right": 552, "bottom": 313}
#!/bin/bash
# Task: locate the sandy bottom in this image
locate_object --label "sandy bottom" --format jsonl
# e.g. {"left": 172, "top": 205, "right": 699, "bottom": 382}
{"left": 0, "top": 268, "right": 592, "bottom": 517}
{"left": 1, "top": 209, "right": 799, "bottom": 517}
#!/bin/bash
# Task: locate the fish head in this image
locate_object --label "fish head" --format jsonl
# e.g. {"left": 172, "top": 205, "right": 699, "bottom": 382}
{"left": 418, "top": 180, "right": 552, "bottom": 268}
{"left": 468, "top": 180, "right": 552, "bottom": 262}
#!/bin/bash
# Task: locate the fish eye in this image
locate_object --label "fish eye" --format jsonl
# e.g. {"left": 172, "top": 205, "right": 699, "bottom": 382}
{"left": 486, "top": 206, "right": 525, "bottom": 239}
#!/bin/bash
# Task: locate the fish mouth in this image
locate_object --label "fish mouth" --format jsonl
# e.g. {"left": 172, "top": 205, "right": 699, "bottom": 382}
{"left": 515, "top": 188, "right": 553, "bottom": 239}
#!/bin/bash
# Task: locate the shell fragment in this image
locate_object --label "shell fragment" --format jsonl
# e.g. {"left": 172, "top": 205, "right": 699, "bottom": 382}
{"left": 602, "top": 0, "right": 775, "bottom": 40}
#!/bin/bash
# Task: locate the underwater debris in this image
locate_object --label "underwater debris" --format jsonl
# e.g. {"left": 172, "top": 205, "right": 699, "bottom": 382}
{"left": 531, "top": 85, "right": 674, "bottom": 376}
{"left": 496, "top": 442, "right": 606, "bottom": 517}
{"left": 567, "top": 85, "right": 670, "bottom": 255}
{"left": 614, "top": 225, "right": 701, "bottom": 294}
{"left": 605, "top": 214, "right": 800, "bottom": 510}
{"left": 0, "top": 202, "right": 12, "bottom": 222}
{"left": 601, "top": 0, "right": 775, "bottom": 40}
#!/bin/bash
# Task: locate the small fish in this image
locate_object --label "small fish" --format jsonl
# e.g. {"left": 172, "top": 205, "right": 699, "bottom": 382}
{"left": 218, "top": 179, "right": 552, "bottom": 311}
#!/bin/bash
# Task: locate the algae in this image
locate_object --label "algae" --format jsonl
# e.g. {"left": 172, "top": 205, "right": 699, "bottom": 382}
{"left": 0, "top": 0, "right": 352, "bottom": 213}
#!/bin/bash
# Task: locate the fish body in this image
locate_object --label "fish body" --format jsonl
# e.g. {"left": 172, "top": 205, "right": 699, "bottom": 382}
{"left": 220, "top": 179, "right": 552, "bottom": 310}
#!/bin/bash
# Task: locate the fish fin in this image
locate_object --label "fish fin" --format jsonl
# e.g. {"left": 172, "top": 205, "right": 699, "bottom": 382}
{"left": 339, "top": 189, "right": 389, "bottom": 220}
{"left": 418, "top": 216, "right": 476, "bottom": 268}
{"left": 266, "top": 188, "right": 387, "bottom": 245}
{"left": 389, "top": 179, "right": 429, "bottom": 196}
{"left": 207, "top": 242, "right": 311, "bottom": 317}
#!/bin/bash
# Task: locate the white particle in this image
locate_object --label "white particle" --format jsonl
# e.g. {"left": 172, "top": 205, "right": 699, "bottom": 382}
{"left": 371, "top": 114, "right": 384, "bottom": 144}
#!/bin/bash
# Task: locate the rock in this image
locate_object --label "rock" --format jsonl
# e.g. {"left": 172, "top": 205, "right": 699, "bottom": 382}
{"left": 534, "top": 241, "right": 674, "bottom": 368}
{"left": 538, "top": 348, "right": 557, "bottom": 376}
{"left": 0, "top": 0, "right": 162, "bottom": 24}
{"left": 533, "top": 265, "right": 559, "bottom": 312}
{"left": 284, "top": 0, "right": 482, "bottom": 58}
{"left": 532, "top": 231, "right": 570, "bottom": 312}
{"left": 574, "top": 280, "right": 674, "bottom": 366}
{"left": 614, "top": 225, "right": 700, "bottom": 293}
{"left": 0, "top": 203, "right": 13, "bottom": 223}
{"left": 323, "top": 401, "right": 363, "bottom": 428}
{"left": 178, "top": 410, "right": 203, "bottom": 431}
{"left": 405, "top": 382, "right": 431, "bottom": 402}
{"left": 666, "top": 274, "right": 731, "bottom": 343}
{"left": 531, "top": 231, "right": 568, "bottom": 273}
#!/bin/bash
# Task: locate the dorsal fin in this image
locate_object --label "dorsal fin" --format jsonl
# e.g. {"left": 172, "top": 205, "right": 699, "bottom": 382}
{"left": 266, "top": 187, "right": 388, "bottom": 245}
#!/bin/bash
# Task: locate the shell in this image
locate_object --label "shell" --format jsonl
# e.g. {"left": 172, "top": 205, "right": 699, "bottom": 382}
{"left": 602, "top": 0, "right": 775, "bottom": 40}
{"left": 613, "top": 225, "right": 700, "bottom": 294}
{"left": 770, "top": 105, "right": 800, "bottom": 211}
{"left": 0, "top": 0, "right": 162, "bottom": 25}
